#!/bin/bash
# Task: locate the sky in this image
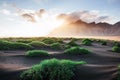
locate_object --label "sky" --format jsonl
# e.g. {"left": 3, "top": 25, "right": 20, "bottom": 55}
{"left": 0, "top": 0, "right": 120, "bottom": 37}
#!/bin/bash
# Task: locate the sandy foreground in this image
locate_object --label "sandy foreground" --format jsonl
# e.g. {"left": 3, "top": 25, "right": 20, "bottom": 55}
{"left": 0, "top": 42, "right": 120, "bottom": 80}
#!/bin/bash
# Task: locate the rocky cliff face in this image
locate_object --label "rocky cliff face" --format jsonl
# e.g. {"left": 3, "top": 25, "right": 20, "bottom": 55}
{"left": 48, "top": 20, "right": 120, "bottom": 37}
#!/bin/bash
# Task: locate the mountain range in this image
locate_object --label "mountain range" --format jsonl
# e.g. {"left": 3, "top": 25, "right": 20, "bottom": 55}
{"left": 48, "top": 20, "right": 120, "bottom": 37}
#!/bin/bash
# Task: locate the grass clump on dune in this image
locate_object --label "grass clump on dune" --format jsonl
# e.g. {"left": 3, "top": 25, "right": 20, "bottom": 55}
{"left": 16, "top": 40, "right": 32, "bottom": 43}
{"left": 82, "top": 39, "right": 92, "bottom": 46}
{"left": 29, "top": 41, "right": 48, "bottom": 48}
{"left": 50, "top": 42, "right": 64, "bottom": 50}
{"left": 26, "top": 50, "right": 49, "bottom": 57}
{"left": 42, "top": 38, "right": 55, "bottom": 44}
{"left": 118, "top": 65, "right": 120, "bottom": 80}
{"left": 0, "top": 40, "right": 12, "bottom": 50}
{"left": 0, "top": 40, "right": 33, "bottom": 50}
{"left": 20, "top": 58, "right": 86, "bottom": 80}
{"left": 114, "top": 42, "right": 120, "bottom": 47}
{"left": 117, "top": 65, "right": 120, "bottom": 80}
{"left": 112, "top": 46, "right": 120, "bottom": 53}
{"left": 11, "top": 42, "right": 33, "bottom": 50}
{"left": 100, "top": 40, "right": 107, "bottom": 45}
{"left": 64, "top": 46, "right": 91, "bottom": 55}
{"left": 42, "top": 38, "right": 64, "bottom": 44}
{"left": 67, "top": 40, "right": 78, "bottom": 47}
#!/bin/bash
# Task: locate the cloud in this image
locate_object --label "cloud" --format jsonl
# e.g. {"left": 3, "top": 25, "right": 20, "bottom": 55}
{"left": 36, "top": 9, "right": 46, "bottom": 17}
{"left": 16, "top": 8, "right": 114, "bottom": 24}
{"left": 57, "top": 10, "right": 113, "bottom": 24}
{"left": 96, "top": 16, "right": 112, "bottom": 23}
{"left": 0, "top": 9, "right": 11, "bottom": 15}
{"left": 21, "top": 13, "right": 36, "bottom": 22}
{"left": 19, "top": 9, "right": 46, "bottom": 22}
{"left": 17, "top": 9, "right": 36, "bottom": 22}
{"left": 57, "top": 13, "right": 79, "bottom": 23}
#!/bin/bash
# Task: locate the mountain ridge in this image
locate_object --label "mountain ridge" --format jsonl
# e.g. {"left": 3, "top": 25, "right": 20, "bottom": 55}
{"left": 48, "top": 19, "right": 120, "bottom": 37}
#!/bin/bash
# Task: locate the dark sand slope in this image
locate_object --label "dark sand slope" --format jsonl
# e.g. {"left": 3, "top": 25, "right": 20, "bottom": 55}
{"left": 0, "top": 43, "right": 120, "bottom": 80}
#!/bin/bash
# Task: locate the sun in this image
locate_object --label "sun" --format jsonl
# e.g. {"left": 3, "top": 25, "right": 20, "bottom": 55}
{"left": 41, "top": 13, "right": 64, "bottom": 27}
{"left": 34, "top": 13, "right": 64, "bottom": 35}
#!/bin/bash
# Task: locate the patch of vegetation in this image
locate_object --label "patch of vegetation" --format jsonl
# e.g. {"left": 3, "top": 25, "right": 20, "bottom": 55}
{"left": 65, "top": 45, "right": 71, "bottom": 49}
{"left": 67, "top": 40, "right": 78, "bottom": 47}
{"left": 16, "top": 40, "right": 32, "bottom": 43}
{"left": 64, "top": 46, "right": 91, "bottom": 55}
{"left": 29, "top": 41, "right": 48, "bottom": 48}
{"left": 117, "top": 65, "right": 120, "bottom": 80}
{"left": 82, "top": 39, "right": 92, "bottom": 46}
{"left": 50, "top": 42, "right": 64, "bottom": 50}
{"left": 42, "top": 38, "right": 64, "bottom": 44}
{"left": 0, "top": 40, "right": 12, "bottom": 50}
{"left": 0, "top": 40, "right": 33, "bottom": 50}
{"left": 20, "top": 58, "right": 86, "bottom": 80}
{"left": 100, "top": 40, "right": 107, "bottom": 45}
{"left": 112, "top": 46, "right": 120, "bottom": 53}
{"left": 26, "top": 50, "right": 49, "bottom": 57}
{"left": 11, "top": 42, "right": 33, "bottom": 50}
{"left": 70, "top": 38, "right": 78, "bottom": 42}
{"left": 42, "top": 38, "right": 55, "bottom": 44}
{"left": 114, "top": 42, "right": 120, "bottom": 47}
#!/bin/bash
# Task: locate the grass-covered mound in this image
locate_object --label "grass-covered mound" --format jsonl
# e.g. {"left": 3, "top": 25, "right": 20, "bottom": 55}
{"left": 16, "top": 40, "right": 32, "bottom": 43}
{"left": 117, "top": 65, "right": 120, "bottom": 80}
{"left": 67, "top": 40, "right": 78, "bottom": 47}
{"left": 82, "top": 39, "right": 92, "bottom": 46}
{"left": 11, "top": 42, "right": 33, "bottom": 50}
{"left": 29, "top": 41, "right": 48, "bottom": 48}
{"left": 20, "top": 58, "right": 86, "bottom": 80}
{"left": 100, "top": 40, "right": 107, "bottom": 45}
{"left": 50, "top": 42, "right": 64, "bottom": 50}
{"left": 42, "top": 38, "right": 63, "bottom": 44}
{"left": 65, "top": 45, "right": 71, "bottom": 49}
{"left": 114, "top": 42, "right": 120, "bottom": 47}
{"left": 112, "top": 46, "right": 120, "bottom": 53}
{"left": 26, "top": 50, "right": 49, "bottom": 57}
{"left": 64, "top": 46, "right": 91, "bottom": 55}
{"left": 0, "top": 40, "right": 33, "bottom": 50}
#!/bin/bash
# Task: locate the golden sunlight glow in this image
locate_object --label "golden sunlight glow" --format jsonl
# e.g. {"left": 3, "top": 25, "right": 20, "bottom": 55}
{"left": 6, "top": 11, "right": 66, "bottom": 37}
{"left": 35, "top": 13, "right": 64, "bottom": 35}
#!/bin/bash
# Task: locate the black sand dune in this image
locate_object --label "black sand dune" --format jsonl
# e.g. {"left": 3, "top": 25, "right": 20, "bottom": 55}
{"left": 0, "top": 42, "right": 120, "bottom": 80}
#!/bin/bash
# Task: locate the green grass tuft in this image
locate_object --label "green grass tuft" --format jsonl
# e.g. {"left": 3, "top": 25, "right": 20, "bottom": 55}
{"left": 117, "top": 65, "right": 120, "bottom": 80}
{"left": 26, "top": 50, "right": 49, "bottom": 57}
{"left": 67, "top": 40, "right": 78, "bottom": 47}
{"left": 20, "top": 58, "right": 86, "bottom": 80}
{"left": 50, "top": 42, "right": 64, "bottom": 50}
{"left": 64, "top": 46, "right": 91, "bottom": 55}
{"left": 29, "top": 41, "right": 48, "bottom": 48}
{"left": 114, "top": 42, "right": 120, "bottom": 47}
{"left": 42, "top": 38, "right": 64, "bottom": 44}
{"left": 0, "top": 40, "right": 33, "bottom": 50}
{"left": 82, "top": 39, "right": 92, "bottom": 46}
{"left": 100, "top": 40, "right": 107, "bottom": 45}
{"left": 112, "top": 46, "right": 120, "bottom": 53}
{"left": 16, "top": 40, "right": 32, "bottom": 43}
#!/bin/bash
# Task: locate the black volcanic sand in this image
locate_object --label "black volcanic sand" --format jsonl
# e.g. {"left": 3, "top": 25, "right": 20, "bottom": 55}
{"left": 0, "top": 42, "right": 120, "bottom": 80}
